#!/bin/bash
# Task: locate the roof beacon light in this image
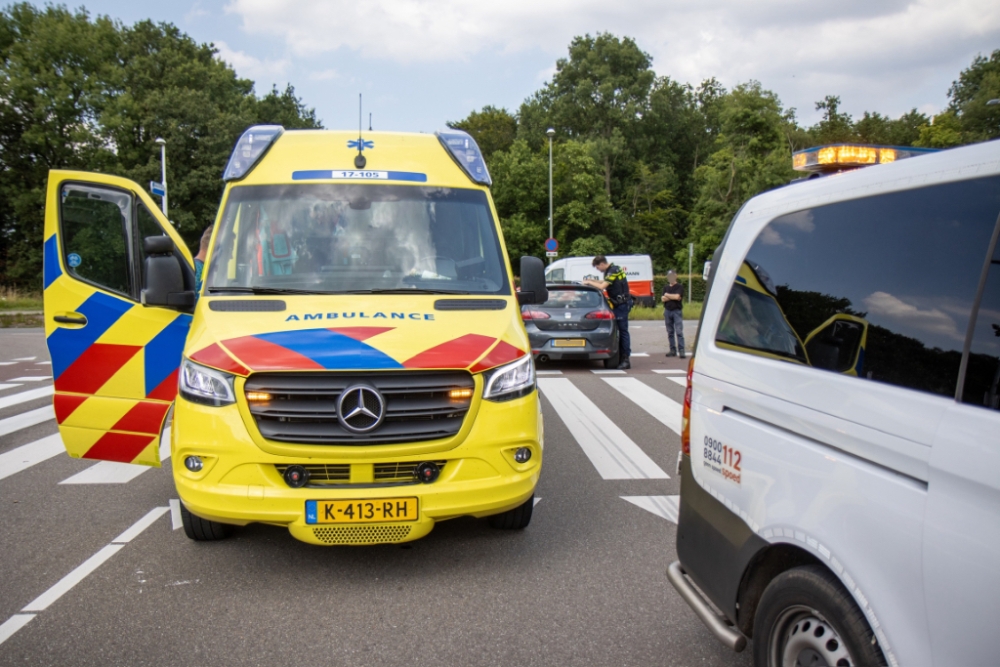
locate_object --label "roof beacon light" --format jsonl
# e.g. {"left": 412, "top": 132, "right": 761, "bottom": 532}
{"left": 436, "top": 129, "right": 492, "bottom": 186}
{"left": 792, "top": 143, "right": 937, "bottom": 174}
{"left": 223, "top": 125, "right": 284, "bottom": 181}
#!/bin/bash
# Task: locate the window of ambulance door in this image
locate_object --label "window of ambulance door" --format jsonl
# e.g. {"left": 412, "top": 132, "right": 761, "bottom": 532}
{"left": 717, "top": 174, "right": 1000, "bottom": 399}
{"left": 962, "top": 240, "right": 1000, "bottom": 410}
{"left": 60, "top": 184, "right": 132, "bottom": 297}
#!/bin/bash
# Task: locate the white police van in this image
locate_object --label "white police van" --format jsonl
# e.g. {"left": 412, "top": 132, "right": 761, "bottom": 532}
{"left": 668, "top": 139, "right": 1000, "bottom": 666}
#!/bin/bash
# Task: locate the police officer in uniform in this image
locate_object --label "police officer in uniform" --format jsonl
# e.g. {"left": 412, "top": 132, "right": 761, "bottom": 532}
{"left": 584, "top": 255, "right": 632, "bottom": 369}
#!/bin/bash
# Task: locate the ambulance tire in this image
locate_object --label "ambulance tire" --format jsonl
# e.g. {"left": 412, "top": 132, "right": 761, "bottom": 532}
{"left": 488, "top": 494, "right": 533, "bottom": 530}
{"left": 180, "top": 503, "right": 232, "bottom": 541}
{"left": 753, "top": 565, "right": 887, "bottom": 667}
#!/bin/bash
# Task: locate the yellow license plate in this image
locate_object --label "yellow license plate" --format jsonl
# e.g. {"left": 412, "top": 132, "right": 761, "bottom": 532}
{"left": 553, "top": 339, "right": 587, "bottom": 348}
{"left": 306, "top": 497, "right": 418, "bottom": 524}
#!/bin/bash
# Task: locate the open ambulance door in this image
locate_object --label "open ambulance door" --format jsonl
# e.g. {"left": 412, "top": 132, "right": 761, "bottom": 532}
{"left": 42, "top": 170, "right": 196, "bottom": 466}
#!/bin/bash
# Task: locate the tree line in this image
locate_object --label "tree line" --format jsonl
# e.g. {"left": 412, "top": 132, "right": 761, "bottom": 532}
{"left": 450, "top": 35, "right": 1000, "bottom": 273}
{"left": 0, "top": 3, "right": 319, "bottom": 288}
{"left": 1, "top": 7, "right": 997, "bottom": 289}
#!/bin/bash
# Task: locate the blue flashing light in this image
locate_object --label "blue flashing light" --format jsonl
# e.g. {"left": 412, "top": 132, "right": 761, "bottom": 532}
{"left": 223, "top": 125, "right": 284, "bottom": 181}
{"left": 436, "top": 129, "right": 492, "bottom": 186}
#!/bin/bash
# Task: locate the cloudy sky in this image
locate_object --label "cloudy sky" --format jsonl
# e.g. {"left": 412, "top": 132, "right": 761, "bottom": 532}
{"left": 40, "top": 0, "right": 1000, "bottom": 133}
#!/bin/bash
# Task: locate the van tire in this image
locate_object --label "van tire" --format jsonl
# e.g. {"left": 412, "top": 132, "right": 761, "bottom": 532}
{"left": 180, "top": 503, "right": 232, "bottom": 541}
{"left": 753, "top": 565, "right": 887, "bottom": 667}
{"left": 488, "top": 494, "right": 533, "bottom": 530}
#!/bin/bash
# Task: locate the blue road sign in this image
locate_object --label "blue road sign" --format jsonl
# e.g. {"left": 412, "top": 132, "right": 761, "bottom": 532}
{"left": 544, "top": 238, "right": 558, "bottom": 252}
{"left": 150, "top": 181, "right": 166, "bottom": 197}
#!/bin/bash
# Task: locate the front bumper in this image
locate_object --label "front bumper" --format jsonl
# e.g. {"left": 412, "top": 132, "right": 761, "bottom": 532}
{"left": 171, "top": 385, "right": 543, "bottom": 546}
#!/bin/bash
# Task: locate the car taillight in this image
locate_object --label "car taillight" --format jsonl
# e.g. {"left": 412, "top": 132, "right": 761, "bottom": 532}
{"left": 584, "top": 310, "right": 614, "bottom": 319}
{"left": 521, "top": 309, "right": 550, "bottom": 320}
{"left": 681, "top": 355, "right": 694, "bottom": 455}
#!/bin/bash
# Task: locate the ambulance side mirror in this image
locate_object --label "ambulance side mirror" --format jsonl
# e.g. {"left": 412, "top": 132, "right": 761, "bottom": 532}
{"left": 142, "top": 236, "right": 195, "bottom": 310}
{"left": 518, "top": 256, "right": 548, "bottom": 305}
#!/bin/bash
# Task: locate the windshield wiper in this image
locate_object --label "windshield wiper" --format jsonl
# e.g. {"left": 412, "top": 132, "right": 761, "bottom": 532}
{"left": 345, "top": 288, "right": 471, "bottom": 295}
{"left": 206, "top": 286, "right": 340, "bottom": 296}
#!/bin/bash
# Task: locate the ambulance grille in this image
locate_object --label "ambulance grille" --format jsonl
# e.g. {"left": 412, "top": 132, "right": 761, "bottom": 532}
{"left": 245, "top": 371, "right": 473, "bottom": 445}
{"left": 312, "top": 525, "right": 412, "bottom": 545}
{"left": 274, "top": 461, "right": 446, "bottom": 485}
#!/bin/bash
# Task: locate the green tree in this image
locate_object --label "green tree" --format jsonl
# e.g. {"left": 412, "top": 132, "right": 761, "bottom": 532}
{"left": 947, "top": 49, "right": 1000, "bottom": 141}
{"left": 914, "top": 111, "right": 965, "bottom": 148}
{"left": 810, "top": 95, "right": 855, "bottom": 144}
{"left": 448, "top": 105, "right": 517, "bottom": 159}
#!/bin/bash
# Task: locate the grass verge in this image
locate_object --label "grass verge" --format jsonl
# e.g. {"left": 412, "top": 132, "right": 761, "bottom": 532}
{"left": 0, "top": 286, "right": 43, "bottom": 311}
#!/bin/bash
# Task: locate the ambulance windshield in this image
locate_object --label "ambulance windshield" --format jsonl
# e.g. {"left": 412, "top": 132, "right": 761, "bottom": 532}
{"left": 205, "top": 184, "right": 510, "bottom": 295}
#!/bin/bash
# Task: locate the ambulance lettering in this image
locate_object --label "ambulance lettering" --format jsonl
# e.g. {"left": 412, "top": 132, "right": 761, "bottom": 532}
{"left": 702, "top": 435, "right": 742, "bottom": 485}
{"left": 285, "top": 312, "right": 435, "bottom": 322}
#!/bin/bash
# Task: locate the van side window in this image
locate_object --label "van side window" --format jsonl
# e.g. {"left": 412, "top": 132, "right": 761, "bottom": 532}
{"left": 716, "top": 175, "right": 1000, "bottom": 399}
{"left": 962, "top": 242, "right": 1000, "bottom": 410}
{"left": 548, "top": 269, "right": 564, "bottom": 281}
{"left": 59, "top": 184, "right": 132, "bottom": 298}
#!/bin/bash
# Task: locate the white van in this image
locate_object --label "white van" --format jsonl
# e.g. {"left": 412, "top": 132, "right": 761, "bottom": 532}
{"left": 668, "top": 139, "right": 1000, "bottom": 666}
{"left": 545, "top": 254, "right": 654, "bottom": 305}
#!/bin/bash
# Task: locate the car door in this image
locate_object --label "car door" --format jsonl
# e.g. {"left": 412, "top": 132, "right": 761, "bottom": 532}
{"left": 43, "top": 170, "right": 194, "bottom": 466}
{"left": 923, "top": 230, "right": 1000, "bottom": 665}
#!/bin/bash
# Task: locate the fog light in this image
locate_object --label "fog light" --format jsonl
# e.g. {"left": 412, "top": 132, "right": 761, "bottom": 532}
{"left": 415, "top": 461, "right": 440, "bottom": 484}
{"left": 514, "top": 447, "right": 532, "bottom": 463}
{"left": 184, "top": 455, "right": 203, "bottom": 472}
{"left": 283, "top": 465, "right": 310, "bottom": 488}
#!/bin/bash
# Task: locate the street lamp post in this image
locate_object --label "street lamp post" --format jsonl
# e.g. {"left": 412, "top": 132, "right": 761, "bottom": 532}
{"left": 155, "top": 137, "right": 168, "bottom": 217}
{"left": 547, "top": 128, "right": 555, "bottom": 263}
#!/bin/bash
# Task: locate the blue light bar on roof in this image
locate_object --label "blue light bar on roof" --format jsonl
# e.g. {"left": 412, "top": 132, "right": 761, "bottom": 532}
{"left": 436, "top": 129, "right": 492, "bottom": 186}
{"left": 223, "top": 125, "right": 284, "bottom": 181}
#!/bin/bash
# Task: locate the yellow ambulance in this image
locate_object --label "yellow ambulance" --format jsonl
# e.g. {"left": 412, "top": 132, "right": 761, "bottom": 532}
{"left": 42, "top": 126, "right": 547, "bottom": 545}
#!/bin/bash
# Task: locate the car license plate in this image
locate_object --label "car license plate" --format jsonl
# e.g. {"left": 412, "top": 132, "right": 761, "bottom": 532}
{"left": 305, "top": 498, "right": 418, "bottom": 524}
{"left": 553, "top": 339, "right": 587, "bottom": 348}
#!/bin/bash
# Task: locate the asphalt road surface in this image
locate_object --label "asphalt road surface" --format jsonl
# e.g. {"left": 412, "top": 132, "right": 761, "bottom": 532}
{"left": 0, "top": 321, "right": 754, "bottom": 667}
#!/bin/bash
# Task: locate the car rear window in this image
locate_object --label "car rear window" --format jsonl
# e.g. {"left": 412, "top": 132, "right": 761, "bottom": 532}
{"left": 539, "top": 289, "right": 604, "bottom": 309}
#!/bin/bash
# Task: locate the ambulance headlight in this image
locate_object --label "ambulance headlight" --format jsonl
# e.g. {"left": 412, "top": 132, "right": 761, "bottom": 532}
{"left": 482, "top": 355, "right": 535, "bottom": 402}
{"left": 223, "top": 125, "right": 283, "bottom": 181}
{"left": 436, "top": 129, "right": 492, "bottom": 186}
{"left": 179, "top": 358, "right": 236, "bottom": 406}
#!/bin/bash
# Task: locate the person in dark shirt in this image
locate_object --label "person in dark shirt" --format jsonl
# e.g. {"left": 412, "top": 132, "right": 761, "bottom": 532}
{"left": 583, "top": 255, "right": 632, "bottom": 369}
{"left": 661, "top": 269, "right": 685, "bottom": 358}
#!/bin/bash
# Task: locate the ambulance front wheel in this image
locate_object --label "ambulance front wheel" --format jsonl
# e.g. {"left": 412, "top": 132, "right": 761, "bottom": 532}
{"left": 180, "top": 502, "right": 232, "bottom": 541}
{"left": 488, "top": 494, "right": 534, "bottom": 530}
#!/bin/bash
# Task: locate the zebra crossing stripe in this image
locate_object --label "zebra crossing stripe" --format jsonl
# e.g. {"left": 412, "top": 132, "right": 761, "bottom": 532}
{"left": 665, "top": 376, "right": 687, "bottom": 387}
{"left": 0, "top": 434, "right": 64, "bottom": 482}
{"left": 601, "top": 377, "right": 682, "bottom": 434}
{"left": 0, "top": 405, "right": 55, "bottom": 437}
{"left": 621, "top": 495, "right": 680, "bottom": 524}
{"left": 538, "top": 378, "right": 668, "bottom": 480}
{"left": 0, "top": 385, "right": 54, "bottom": 411}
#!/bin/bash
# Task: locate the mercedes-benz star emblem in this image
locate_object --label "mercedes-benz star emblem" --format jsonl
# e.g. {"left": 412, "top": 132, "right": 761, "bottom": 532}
{"left": 337, "top": 385, "right": 385, "bottom": 433}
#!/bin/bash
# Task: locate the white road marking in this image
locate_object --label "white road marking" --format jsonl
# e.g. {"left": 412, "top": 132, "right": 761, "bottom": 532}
{"left": 621, "top": 495, "right": 680, "bottom": 524}
{"left": 16, "top": 506, "right": 168, "bottom": 630}
{"left": 536, "top": 370, "right": 563, "bottom": 375}
{"left": 0, "top": 385, "right": 54, "bottom": 411}
{"left": 8, "top": 376, "right": 50, "bottom": 382}
{"left": 35, "top": 361, "right": 51, "bottom": 366}
{"left": 60, "top": 425, "right": 170, "bottom": 485}
{"left": 0, "top": 383, "right": 22, "bottom": 391}
{"left": 652, "top": 369, "right": 686, "bottom": 375}
{"left": 533, "top": 497, "right": 542, "bottom": 507}
{"left": 590, "top": 369, "right": 625, "bottom": 375}
{"left": 538, "top": 378, "right": 668, "bottom": 480}
{"left": 0, "top": 434, "right": 64, "bottom": 481}
{"left": 0, "top": 614, "right": 36, "bottom": 646}
{"left": 112, "top": 507, "right": 170, "bottom": 543}
{"left": 666, "top": 376, "right": 687, "bottom": 387}
{"left": 60, "top": 461, "right": 149, "bottom": 485}
{"left": 12, "top": 357, "right": 36, "bottom": 361}
{"left": 0, "top": 362, "right": 17, "bottom": 366}
{"left": 602, "top": 377, "right": 682, "bottom": 434}
{"left": 21, "top": 545, "right": 125, "bottom": 612}
{"left": 630, "top": 352, "right": 649, "bottom": 357}
{"left": 0, "top": 405, "right": 55, "bottom": 437}
{"left": 169, "top": 499, "right": 183, "bottom": 530}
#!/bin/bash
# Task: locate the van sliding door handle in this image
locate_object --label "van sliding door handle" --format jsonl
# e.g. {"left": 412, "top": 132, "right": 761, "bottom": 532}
{"left": 54, "top": 314, "right": 88, "bottom": 325}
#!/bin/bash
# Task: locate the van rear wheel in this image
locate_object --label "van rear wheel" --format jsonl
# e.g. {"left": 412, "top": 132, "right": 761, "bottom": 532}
{"left": 180, "top": 503, "right": 232, "bottom": 541}
{"left": 753, "top": 565, "right": 886, "bottom": 667}
{"left": 488, "top": 494, "right": 533, "bottom": 530}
